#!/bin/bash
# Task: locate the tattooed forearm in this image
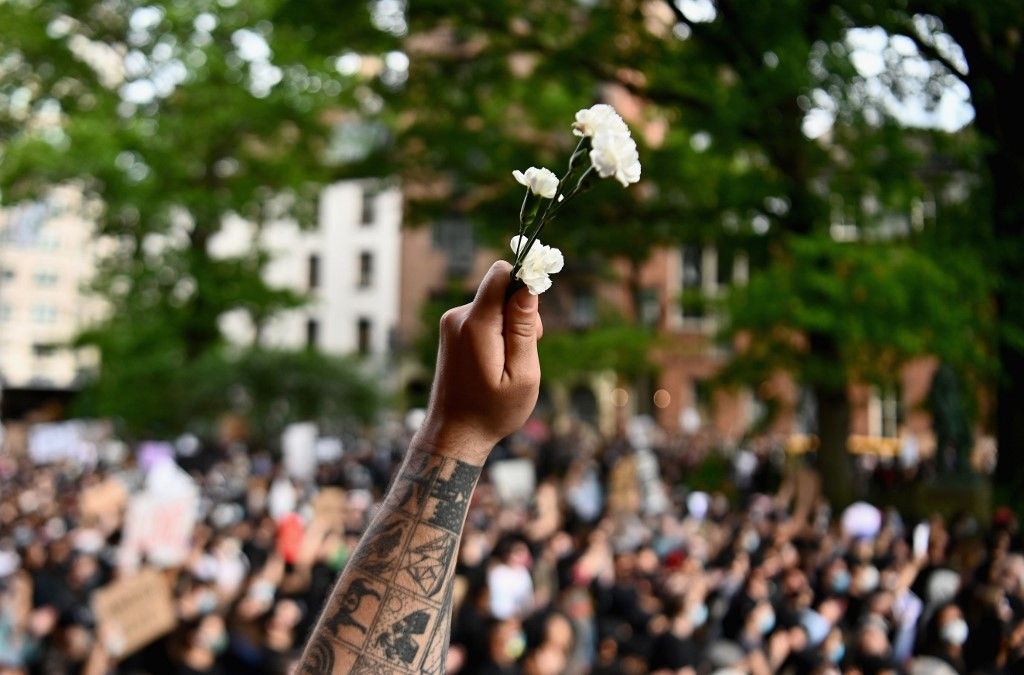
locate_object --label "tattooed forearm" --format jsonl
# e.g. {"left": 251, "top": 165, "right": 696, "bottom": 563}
{"left": 298, "top": 449, "right": 482, "bottom": 674}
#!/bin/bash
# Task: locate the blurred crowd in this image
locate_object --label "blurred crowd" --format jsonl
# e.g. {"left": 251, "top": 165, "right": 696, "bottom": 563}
{"left": 1, "top": 420, "right": 1023, "bottom": 675}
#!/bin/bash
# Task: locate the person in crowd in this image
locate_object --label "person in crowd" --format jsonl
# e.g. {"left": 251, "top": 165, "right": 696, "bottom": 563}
{"left": 1, "top": 261, "right": 1022, "bottom": 674}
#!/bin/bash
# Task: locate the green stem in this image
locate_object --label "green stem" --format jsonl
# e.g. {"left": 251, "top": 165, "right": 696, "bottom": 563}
{"left": 510, "top": 137, "right": 589, "bottom": 279}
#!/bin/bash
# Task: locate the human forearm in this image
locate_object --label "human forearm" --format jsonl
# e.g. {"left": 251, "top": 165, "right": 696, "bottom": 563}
{"left": 299, "top": 446, "right": 485, "bottom": 674}
{"left": 299, "top": 261, "right": 542, "bottom": 674}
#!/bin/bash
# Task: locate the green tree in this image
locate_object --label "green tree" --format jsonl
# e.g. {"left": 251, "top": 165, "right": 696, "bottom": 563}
{"left": 0, "top": 0, "right": 399, "bottom": 436}
{"left": 839, "top": 0, "right": 1024, "bottom": 498}
{"left": 397, "top": 0, "right": 991, "bottom": 503}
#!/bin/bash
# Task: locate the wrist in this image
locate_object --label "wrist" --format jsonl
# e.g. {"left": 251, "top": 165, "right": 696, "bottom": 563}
{"left": 411, "top": 420, "right": 494, "bottom": 466}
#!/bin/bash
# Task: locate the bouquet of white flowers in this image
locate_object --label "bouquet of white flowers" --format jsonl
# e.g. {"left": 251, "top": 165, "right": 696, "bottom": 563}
{"left": 507, "top": 104, "right": 642, "bottom": 298}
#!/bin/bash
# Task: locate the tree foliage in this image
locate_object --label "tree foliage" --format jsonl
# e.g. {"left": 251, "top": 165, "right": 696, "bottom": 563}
{"left": 0, "top": 0, "right": 400, "bottom": 436}
{"left": 396, "top": 0, "right": 999, "bottom": 504}
{"left": 74, "top": 345, "right": 380, "bottom": 443}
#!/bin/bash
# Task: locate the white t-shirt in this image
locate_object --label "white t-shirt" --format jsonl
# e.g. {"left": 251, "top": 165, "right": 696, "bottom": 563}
{"left": 488, "top": 563, "right": 533, "bottom": 619}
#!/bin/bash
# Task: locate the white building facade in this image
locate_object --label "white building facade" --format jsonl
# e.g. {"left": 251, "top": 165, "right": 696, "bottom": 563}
{"left": 0, "top": 188, "right": 102, "bottom": 391}
{"left": 215, "top": 179, "right": 402, "bottom": 360}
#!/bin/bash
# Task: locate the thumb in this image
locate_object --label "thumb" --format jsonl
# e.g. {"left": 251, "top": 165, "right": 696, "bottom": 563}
{"left": 503, "top": 288, "right": 541, "bottom": 382}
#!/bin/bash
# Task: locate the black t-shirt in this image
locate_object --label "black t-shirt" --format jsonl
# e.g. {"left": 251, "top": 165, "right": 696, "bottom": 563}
{"left": 648, "top": 631, "right": 699, "bottom": 671}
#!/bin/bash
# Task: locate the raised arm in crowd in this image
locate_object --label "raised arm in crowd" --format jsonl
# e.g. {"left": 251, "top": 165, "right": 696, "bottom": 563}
{"left": 298, "top": 261, "right": 543, "bottom": 674}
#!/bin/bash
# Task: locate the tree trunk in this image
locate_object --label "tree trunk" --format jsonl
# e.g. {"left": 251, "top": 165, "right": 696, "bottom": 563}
{"left": 809, "top": 331, "right": 855, "bottom": 506}
{"left": 991, "top": 145, "right": 1024, "bottom": 493}
{"left": 936, "top": 7, "right": 1024, "bottom": 497}
{"left": 815, "top": 382, "right": 855, "bottom": 508}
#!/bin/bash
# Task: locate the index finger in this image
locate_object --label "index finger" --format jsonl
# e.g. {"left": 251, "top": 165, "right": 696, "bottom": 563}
{"left": 467, "top": 260, "right": 514, "bottom": 322}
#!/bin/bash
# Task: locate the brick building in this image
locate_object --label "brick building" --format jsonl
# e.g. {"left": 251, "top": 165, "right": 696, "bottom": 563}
{"left": 395, "top": 222, "right": 945, "bottom": 449}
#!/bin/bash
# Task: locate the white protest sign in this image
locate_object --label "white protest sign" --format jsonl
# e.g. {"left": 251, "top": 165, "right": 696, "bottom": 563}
{"left": 28, "top": 421, "right": 89, "bottom": 464}
{"left": 283, "top": 422, "right": 318, "bottom": 481}
{"left": 120, "top": 462, "right": 198, "bottom": 568}
{"left": 489, "top": 459, "right": 536, "bottom": 506}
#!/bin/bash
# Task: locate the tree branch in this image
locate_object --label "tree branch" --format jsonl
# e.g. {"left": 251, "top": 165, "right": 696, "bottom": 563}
{"left": 894, "top": 19, "right": 969, "bottom": 85}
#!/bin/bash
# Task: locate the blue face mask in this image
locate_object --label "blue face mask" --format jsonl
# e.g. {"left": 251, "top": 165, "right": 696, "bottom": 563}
{"left": 829, "top": 642, "right": 845, "bottom": 663}
{"left": 759, "top": 609, "right": 776, "bottom": 635}
{"left": 690, "top": 604, "right": 709, "bottom": 629}
{"left": 831, "top": 570, "right": 851, "bottom": 594}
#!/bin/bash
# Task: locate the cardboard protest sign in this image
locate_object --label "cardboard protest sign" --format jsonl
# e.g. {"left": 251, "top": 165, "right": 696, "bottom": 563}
{"left": 489, "top": 459, "right": 536, "bottom": 506}
{"left": 608, "top": 455, "right": 640, "bottom": 514}
{"left": 80, "top": 478, "right": 128, "bottom": 529}
{"left": 92, "top": 569, "right": 176, "bottom": 657}
{"left": 312, "top": 487, "right": 347, "bottom": 531}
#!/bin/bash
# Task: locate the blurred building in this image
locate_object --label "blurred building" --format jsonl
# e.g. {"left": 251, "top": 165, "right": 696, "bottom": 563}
{"left": 0, "top": 188, "right": 102, "bottom": 418}
{"left": 394, "top": 228, "right": 941, "bottom": 447}
{"left": 215, "top": 179, "right": 402, "bottom": 361}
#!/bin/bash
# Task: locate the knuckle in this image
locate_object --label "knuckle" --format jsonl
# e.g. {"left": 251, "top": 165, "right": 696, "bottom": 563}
{"left": 491, "top": 259, "right": 513, "bottom": 276}
{"left": 439, "top": 308, "right": 462, "bottom": 333}
{"left": 508, "top": 319, "right": 536, "bottom": 339}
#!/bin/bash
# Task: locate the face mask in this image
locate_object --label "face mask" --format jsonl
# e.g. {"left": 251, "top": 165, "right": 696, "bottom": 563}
{"left": 250, "top": 580, "right": 276, "bottom": 603}
{"left": 690, "top": 604, "right": 709, "bottom": 629}
{"left": 198, "top": 590, "right": 218, "bottom": 614}
{"left": 831, "top": 570, "right": 851, "bottom": 594}
{"left": 205, "top": 632, "right": 229, "bottom": 655}
{"left": 941, "top": 618, "right": 969, "bottom": 646}
{"left": 759, "top": 608, "right": 776, "bottom": 635}
{"left": 742, "top": 532, "right": 760, "bottom": 553}
{"left": 859, "top": 566, "right": 880, "bottom": 593}
{"left": 829, "top": 642, "right": 845, "bottom": 663}
{"left": 505, "top": 630, "right": 526, "bottom": 660}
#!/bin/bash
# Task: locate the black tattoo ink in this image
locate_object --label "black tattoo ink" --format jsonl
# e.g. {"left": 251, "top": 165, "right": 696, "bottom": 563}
{"left": 375, "top": 609, "right": 431, "bottom": 665}
{"left": 427, "top": 461, "right": 481, "bottom": 533}
{"left": 350, "top": 518, "right": 407, "bottom": 574}
{"left": 400, "top": 527, "right": 456, "bottom": 598}
{"left": 419, "top": 579, "right": 455, "bottom": 674}
{"left": 326, "top": 578, "right": 382, "bottom": 635}
{"left": 300, "top": 633, "right": 335, "bottom": 675}
{"left": 350, "top": 656, "right": 394, "bottom": 675}
{"left": 396, "top": 453, "right": 439, "bottom": 513}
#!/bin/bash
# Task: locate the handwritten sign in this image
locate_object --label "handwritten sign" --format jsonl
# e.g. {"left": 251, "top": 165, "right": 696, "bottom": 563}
{"left": 79, "top": 478, "right": 128, "bottom": 530}
{"left": 92, "top": 569, "right": 176, "bottom": 656}
{"left": 312, "top": 487, "right": 347, "bottom": 531}
{"left": 118, "top": 461, "right": 199, "bottom": 569}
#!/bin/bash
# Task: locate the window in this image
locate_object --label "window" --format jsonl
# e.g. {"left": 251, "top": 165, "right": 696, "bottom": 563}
{"left": 357, "top": 317, "right": 372, "bottom": 356}
{"left": 0, "top": 304, "right": 11, "bottom": 322}
{"left": 682, "top": 245, "right": 704, "bottom": 288}
{"left": 308, "top": 254, "right": 320, "bottom": 290}
{"left": 870, "top": 386, "right": 902, "bottom": 438}
{"left": 432, "top": 219, "right": 475, "bottom": 277}
{"left": 34, "top": 271, "right": 58, "bottom": 287}
{"left": 33, "top": 343, "right": 56, "bottom": 357}
{"left": 31, "top": 305, "right": 57, "bottom": 323}
{"left": 681, "top": 246, "right": 705, "bottom": 320}
{"left": 717, "top": 248, "right": 735, "bottom": 286}
{"left": 639, "top": 287, "right": 661, "bottom": 327}
{"left": 306, "top": 318, "right": 319, "bottom": 348}
{"left": 360, "top": 188, "right": 377, "bottom": 225}
{"left": 570, "top": 287, "right": 597, "bottom": 328}
{"left": 1, "top": 268, "right": 14, "bottom": 282}
{"left": 358, "top": 252, "right": 374, "bottom": 288}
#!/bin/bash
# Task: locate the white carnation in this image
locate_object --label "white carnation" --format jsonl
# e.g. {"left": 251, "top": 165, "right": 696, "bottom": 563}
{"left": 512, "top": 166, "right": 559, "bottom": 199}
{"left": 573, "top": 103, "right": 630, "bottom": 139}
{"left": 511, "top": 235, "right": 564, "bottom": 295}
{"left": 589, "top": 129, "right": 642, "bottom": 187}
